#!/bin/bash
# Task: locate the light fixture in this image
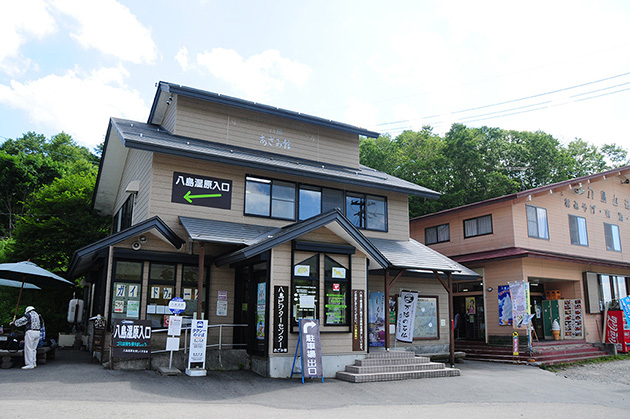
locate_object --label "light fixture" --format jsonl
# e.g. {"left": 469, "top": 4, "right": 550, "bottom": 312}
{"left": 487, "top": 287, "right": 493, "bottom": 293}
{"left": 574, "top": 187, "right": 585, "bottom": 195}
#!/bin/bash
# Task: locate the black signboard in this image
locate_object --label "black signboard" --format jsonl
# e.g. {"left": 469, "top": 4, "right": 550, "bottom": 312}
{"left": 273, "top": 286, "right": 289, "bottom": 353}
{"left": 171, "top": 171, "right": 232, "bottom": 209}
{"left": 111, "top": 319, "right": 152, "bottom": 358}
{"left": 299, "top": 318, "right": 323, "bottom": 379}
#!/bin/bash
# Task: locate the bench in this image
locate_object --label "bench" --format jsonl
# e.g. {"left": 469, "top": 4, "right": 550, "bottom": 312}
{"left": 0, "top": 344, "right": 58, "bottom": 369}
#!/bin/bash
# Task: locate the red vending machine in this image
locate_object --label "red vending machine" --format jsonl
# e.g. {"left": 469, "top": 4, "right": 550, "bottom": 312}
{"left": 605, "top": 310, "right": 630, "bottom": 353}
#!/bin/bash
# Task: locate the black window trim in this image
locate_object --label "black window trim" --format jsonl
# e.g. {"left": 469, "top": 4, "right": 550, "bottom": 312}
{"left": 425, "top": 223, "right": 450, "bottom": 245}
{"left": 463, "top": 214, "right": 493, "bottom": 239}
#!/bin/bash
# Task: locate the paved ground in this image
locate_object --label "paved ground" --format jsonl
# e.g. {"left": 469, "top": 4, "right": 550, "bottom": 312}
{"left": 1, "top": 349, "right": 629, "bottom": 418}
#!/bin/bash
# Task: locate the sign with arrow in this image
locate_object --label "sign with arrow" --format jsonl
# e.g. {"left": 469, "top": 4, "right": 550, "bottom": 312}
{"left": 171, "top": 171, "right": 232, "bottom": 209}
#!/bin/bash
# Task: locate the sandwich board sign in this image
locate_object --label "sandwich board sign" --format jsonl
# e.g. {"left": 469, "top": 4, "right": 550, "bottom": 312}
{"left": 290, "top": 319, "right": 324, "bottom": 383}
{"left": 186, "top": 319, "right": 208, "bottom": 377}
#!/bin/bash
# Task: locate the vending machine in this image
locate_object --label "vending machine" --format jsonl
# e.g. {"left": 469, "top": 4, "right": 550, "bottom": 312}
{"left": 605, "top": 310, "right": 630, "bottom": 353}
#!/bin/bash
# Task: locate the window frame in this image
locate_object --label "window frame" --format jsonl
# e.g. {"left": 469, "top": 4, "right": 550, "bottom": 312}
{"left": 110, "top": 260, "right": 143, "bottom": 322}
{"left": 146, "top": 262, "right": 177, "bottom": 328}
{"left": 604, "top": 222, "right": 622, "bottom": 252}
{"left": 244, "top": 176, "right": 297, "bottom": 221}
{"left": 113, "top": 194, "right": 134, "bottom": 233}
{"left": 463, "top": 214, "right": 493, "bottom": 239}
{"left": 526, "top": 205, "right": 549, "bottom": 240}
{"left": 425, "top": 223, "right": 450, "bottom": 245}
{"left": 569, "top": 214, "right": 589, "bottom": 247}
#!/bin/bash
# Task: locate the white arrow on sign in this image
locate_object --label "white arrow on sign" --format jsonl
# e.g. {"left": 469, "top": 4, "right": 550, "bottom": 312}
{"left": 303, "top": 320, "right": 316, "bottom": 334}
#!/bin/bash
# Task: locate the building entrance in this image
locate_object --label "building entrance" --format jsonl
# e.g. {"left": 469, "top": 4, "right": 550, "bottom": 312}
{"left": 234, "top": 261, "right": 269, "bottom": 355}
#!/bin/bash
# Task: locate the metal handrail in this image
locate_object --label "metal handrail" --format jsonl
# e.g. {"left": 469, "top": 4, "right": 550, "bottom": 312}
{"left": 150, "top": 323, "right": 248, "bottom": 354}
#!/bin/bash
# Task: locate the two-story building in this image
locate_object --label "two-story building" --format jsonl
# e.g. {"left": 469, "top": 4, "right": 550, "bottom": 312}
{"left": 410, "top": 166, "right": 630, "bottom": 346}
{"left": 68, "top": 81, "right": 476, "bottom": 377}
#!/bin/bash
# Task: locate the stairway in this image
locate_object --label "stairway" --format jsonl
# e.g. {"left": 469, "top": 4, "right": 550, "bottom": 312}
{"left": 335, "top": 351, "right": 460, "bottom": 383}
{"left": 455, "top": 339, "right": 610, "bottom": 365}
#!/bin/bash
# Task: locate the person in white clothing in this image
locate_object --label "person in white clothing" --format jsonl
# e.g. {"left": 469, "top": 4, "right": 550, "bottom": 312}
{"left": 10, "top": 306, "right": 42, "bottom": 370}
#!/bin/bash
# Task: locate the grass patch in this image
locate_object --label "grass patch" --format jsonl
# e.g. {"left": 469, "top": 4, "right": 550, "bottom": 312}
{"left": 540, "top": 354, "right": 630, "bottom": 372}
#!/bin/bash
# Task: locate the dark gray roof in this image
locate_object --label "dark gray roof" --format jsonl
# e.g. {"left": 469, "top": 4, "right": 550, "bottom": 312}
{"left": 179, "top": 211, "right": 475, "bottom": 277}
{"left": 67, "top": 216, "right": 186, "bottom": 278}
{"left": 179, "top": 216, "right": 276, "bottom": 245}
{"left": 149, "top": 81, "right": 380, "bottom": 138}
{"left": 109, "top": 117, "right": 440, "bottom": 199}
{"left": 370, "top": 237, "right": 479, "bottom": 277}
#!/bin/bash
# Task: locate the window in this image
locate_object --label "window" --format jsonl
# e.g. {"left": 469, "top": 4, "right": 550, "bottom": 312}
{"left": 604, "top": 223, "right": 622, "bottom": 252}
{"left": 245, "top": 177, "right": 296, "bottom": 220}
{"left": 110, "top": 261, "right": 142, "bottom": 321}
{"left": 113, "top": 194, "right": 134, "bottom": 233}
{"left": 324, "top": 255, "right": 349, "bottom": 326}
{"left": 147, "top": 263, "right": 176, "bottom": 327}
{"left": 245, "top": 176, "right": 387, "bottom": 231}
{"left": 181, "top": 265, "right": 207, "bottom": 318}
{"left": 598, "top": 274, "right": 629, "bottom": 311}
{"left": 425, "top": 224, "right": 450, "bottom": 244}
{"left": 299, "top": 185, "right": 321, "bottom": 220}
{"left": 526, "top": 205, "right": 549, "bottom": 239}
{"left": 345, "top": 193, "right": 387, "bottom": 231}
{"left": 292, "top": 255, "right": 319, "bottom": 323}
{"left": 464, "top": 215, "right": 492, "bottom": 238}
{"left": 569, "top": 215, "right": 588, "bottom": 246}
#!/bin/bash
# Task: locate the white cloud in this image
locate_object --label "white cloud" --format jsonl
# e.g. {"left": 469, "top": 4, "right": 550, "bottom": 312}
{"left": 51, "top": 0, "right": 158, "bottom": 64}
{"left": 196, "top": 48, "right": 311, "bottom": 101}
{"left": 0, "top": 66, "right": 147, "bottom": 148}
{"left": 0, "top": 0, "right": 56, "bottom": 75}
{"left": 175, "top": 47, "right": 190, "bottom": 71}
{"left": 344, "top": 97, "right": 378, "bottom": 130}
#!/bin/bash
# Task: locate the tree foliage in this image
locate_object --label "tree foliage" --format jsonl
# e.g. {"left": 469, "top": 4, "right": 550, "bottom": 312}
{"left": 360, "top": 124, "right": 630, "bottom": 218}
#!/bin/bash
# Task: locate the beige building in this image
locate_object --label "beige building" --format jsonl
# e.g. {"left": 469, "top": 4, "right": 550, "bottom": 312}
{"left": 68, "top": 82, "right": 476, "bottom": 377}
{"left": 410, "top": 166, "right": 630, "bottom": 345}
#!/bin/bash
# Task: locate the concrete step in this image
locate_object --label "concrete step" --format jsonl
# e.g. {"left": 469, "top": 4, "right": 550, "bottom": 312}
{"left": 336, "top": 367, "right": 460, "bottom": 383}
{"left": 355, "top": 356, "right": 431, "bottom": 367}
{"left": 345, "top": 361, "right": 446, "bottom": 374}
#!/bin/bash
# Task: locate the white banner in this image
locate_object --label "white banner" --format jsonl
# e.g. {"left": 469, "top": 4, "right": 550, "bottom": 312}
{"left": 188, "top": 319, "right": 208, "bottom": 368}
{"left": 396, "top": 291, "right": 418, "bottom": 343}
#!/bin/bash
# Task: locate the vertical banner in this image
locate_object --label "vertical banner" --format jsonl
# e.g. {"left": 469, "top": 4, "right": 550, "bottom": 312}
{"left": 299, "top": 319, "right": 323, "bottom": 379}
{"left": 273, "top": 286, "right": 289, "bottom": 353}
{"left": 498, "top": 285, "right": 513, "bottom": 326}
{"left": 188, "top": 319, "right": 208, "bottom": 369}
{"left": 396, "top": 291, "right": 418, "bottom": 343}
{"left": 111, "top": 319, "right": 152, "bottom": 358}
{"left": 368, "top": 292, "right": 385, "bottom": 347}
{"left": 352, "top": 290, "right": 365, "bottom": 351}
{"left": 508, "top": 281, "right": 530, "bottom": 329}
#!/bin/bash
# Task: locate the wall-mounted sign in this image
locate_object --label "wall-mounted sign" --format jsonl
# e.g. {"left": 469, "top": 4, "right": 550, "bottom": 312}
{"left": 171, "top": 171, "right": 232, "bottom": 209}
{"left": 111, "top": 319, "right": 152, "bottom": 358}
{"left": 352, "top": 290, "right": 365, "bottom": 351}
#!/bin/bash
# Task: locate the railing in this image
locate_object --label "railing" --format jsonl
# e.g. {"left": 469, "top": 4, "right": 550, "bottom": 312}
{"left": 150, "top": 323, "right": 248, "bottom": 355}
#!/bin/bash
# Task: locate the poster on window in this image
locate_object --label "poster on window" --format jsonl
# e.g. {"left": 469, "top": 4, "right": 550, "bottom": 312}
{"left": 466, "top": 297, "right": 476, "bottom": 315}
{"left": 256, "top": 282, "right": 266, "bottom": 340}
{"left": 368, "top": 292, "right": 385, "bottom": 347}
{"left": 396, "top": 291, "right": 418, "bottom": 343}
{"left": 498, "top": 285, "right": 513, "bottom": 326}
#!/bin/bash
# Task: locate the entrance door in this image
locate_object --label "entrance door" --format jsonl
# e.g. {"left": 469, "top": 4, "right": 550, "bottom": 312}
{"left": 453, "top": 295, "right": 485, "bottom": 340}
{"left": 530, "top": 296, "right": 545, "bottom": 340}
{"left": 234, "top": 261, "right": 268, "bottom": 355}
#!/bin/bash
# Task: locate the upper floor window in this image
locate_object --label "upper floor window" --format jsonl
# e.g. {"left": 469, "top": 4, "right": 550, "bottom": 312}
{"left": 113, "top": 194, "right": 134, "bottom": 233}
{"left": 464, "top": 215, "right": 492, "bottom": 238}
{"left": 526, "top": 205, "right": 549, "bottom": 239}
{"left": 245, "top": 177, "right": 296, "bottom": 220}
{"left": 425, "top": 223, "right": 450, "bottom": 244}
{"left": 569, "top": 214, "right": 588, "bottom": 246}
{"left": 604, "top": 223, "right": 622, "bottom": 252}
{"left": 245, "top": 176, "right": 387, "bottom": 231}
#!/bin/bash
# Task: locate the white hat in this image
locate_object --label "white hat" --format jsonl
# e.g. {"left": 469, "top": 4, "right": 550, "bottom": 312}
{"left": 25, "top": 306, "right": 35, "bottom": 313}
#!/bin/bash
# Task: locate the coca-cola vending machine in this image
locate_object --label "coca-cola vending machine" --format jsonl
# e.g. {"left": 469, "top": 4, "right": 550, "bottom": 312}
{"left": 605, "top": 311, "right": 630, "bottom": 353}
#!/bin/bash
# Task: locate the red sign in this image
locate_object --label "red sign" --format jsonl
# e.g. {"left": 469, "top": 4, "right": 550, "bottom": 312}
{"left": 333, "top": 283, "right": 340, "bottom": 291}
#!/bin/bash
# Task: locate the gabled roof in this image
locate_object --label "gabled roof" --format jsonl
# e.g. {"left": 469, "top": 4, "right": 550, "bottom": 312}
{"left": 179, "top": 210, "right": 475, "bottom": 278}
{"left": 104, "top": 117, "right": 440, "bottom": 201}
{"left": 67, "top": 216, "right": 186, "bottom": 278}
{"left": 412, "top": 164, "right": 630, "bottom": 222}
{"left": 149, "top": 81, "right": 380, "bottom": 138}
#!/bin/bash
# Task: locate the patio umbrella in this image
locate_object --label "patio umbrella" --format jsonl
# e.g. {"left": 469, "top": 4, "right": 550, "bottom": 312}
{"left": 0, "top": 278, "right": 41, "bottom": 290}
{"left": 0, "top": 261, "right": 74, "bottom": 323}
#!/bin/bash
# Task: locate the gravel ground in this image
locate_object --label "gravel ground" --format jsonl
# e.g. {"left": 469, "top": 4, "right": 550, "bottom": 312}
{"left": 554, "top": 357, "right": 630, "bottom": 386}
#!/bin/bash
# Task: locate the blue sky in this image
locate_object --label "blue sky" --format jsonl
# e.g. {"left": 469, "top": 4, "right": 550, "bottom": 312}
{"left": 2, "top": 0, "right": 630, "bottom": 152}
